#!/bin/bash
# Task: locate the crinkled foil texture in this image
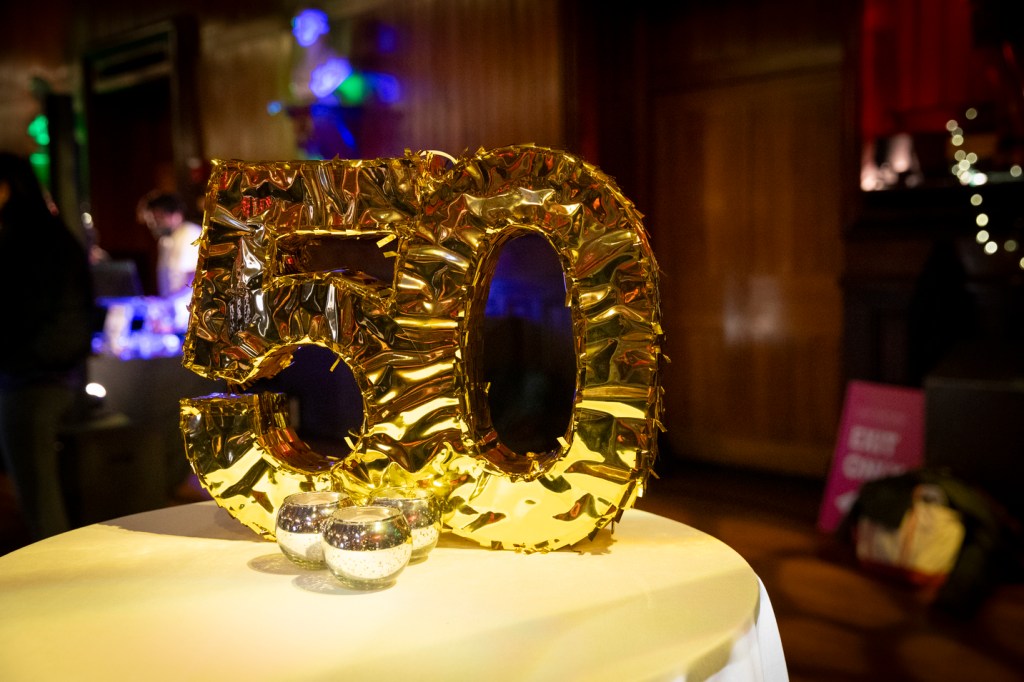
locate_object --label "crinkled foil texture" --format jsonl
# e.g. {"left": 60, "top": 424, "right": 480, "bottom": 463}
{"left": 179, "top": 144, "right": 663, "bottom": 551}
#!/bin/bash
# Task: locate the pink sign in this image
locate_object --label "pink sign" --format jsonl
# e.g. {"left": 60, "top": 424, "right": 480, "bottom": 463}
{"left": 817, "top": 380, "right": 925, "bottom": 533}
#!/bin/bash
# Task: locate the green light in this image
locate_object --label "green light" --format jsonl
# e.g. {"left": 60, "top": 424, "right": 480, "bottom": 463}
{"left": 27, "top": 114, "right": 50, "bottom": 146}
{"left": 29, "top": 151, "right": 50, "bottom": 191}
{"left": 337, "top": 73, "right": 368, "bottom": 106}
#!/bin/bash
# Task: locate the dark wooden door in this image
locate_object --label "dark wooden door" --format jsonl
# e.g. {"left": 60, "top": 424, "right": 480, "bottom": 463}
{"left": 82, "top": 17, "right": 202, "bottom": 295}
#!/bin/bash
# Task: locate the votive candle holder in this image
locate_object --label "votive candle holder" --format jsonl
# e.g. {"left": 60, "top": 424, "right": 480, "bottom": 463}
{"left": 321, "top": 505, "right": 412, "bottom": 590}
{"left": 275, "top": 491, "right": 352, "bottom": 569}
{"left": 369, "top": 487, "right": 442, "bottom": 563}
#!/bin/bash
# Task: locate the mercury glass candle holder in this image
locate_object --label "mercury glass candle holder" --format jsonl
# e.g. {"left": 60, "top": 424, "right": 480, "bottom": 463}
{"left": 369, "top": 487, "right": 442, "bottom": 564}
{"left": 321, "top": 505, "right": 412, "bottom": 590}
{"left": 275, "top": 491, "right": 352, "bottom": 569}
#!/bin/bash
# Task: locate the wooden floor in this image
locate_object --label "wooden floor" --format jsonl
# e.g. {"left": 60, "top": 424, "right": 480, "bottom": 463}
{"left": 636, "top": 459, "right": 1024, "bottom": 682}
{"left": 3, "top": 460, "right": 1023, "bottom": 681}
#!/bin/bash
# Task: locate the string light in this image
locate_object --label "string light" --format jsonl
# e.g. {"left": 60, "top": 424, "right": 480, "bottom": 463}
{"left": 950, "top": 109, "right": 1024, "bottom": 270}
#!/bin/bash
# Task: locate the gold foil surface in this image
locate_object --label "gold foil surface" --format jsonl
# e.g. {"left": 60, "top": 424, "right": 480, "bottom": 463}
{"left": 179, "top": 144, "right": 663, "bottom": 551}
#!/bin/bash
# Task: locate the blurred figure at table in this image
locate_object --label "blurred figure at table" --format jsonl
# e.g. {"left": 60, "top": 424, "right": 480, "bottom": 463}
{"left": 137, "top": 190, "right": 202, "bottom": 332}
{"left": 0, "top": 151, "right": 94, "bottom": 541}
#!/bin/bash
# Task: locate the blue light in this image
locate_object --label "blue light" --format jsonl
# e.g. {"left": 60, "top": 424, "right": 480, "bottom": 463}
{"left": 338, "top": 120, "right": 356, "bottom": 150}
{"left": 309, "top": 57, "right": 352, "bottom": 99}
{"left": 376, "top": 24, "right": 398, "bottom": 53}
{"left": 267, "top": 100, "right": 283, "bottom": 115}
{"left": 292, "top": 8, "right": 329, "bottom": 48}
{"left": 372, "top": 73, "right": 402, "bottom": 104}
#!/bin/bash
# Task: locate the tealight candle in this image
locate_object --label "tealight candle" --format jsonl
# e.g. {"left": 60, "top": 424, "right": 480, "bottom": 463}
{"left": 321, "top": 505, "right": 412, "bottom": 590}
{"left": 275, "top": 491, "right": 352, "bottom": 569}
{"left": 369, "top": 487, "right": 442, "bottom": 563}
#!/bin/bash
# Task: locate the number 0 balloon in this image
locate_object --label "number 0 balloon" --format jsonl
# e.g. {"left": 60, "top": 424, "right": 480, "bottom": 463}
{"left": 179, "top": 144, "right": 664, "bottom": 552}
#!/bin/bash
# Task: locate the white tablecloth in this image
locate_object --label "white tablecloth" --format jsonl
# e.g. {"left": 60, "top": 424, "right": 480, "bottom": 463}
{"left": 0, "top": 503, "right": 787, "bottom": 681}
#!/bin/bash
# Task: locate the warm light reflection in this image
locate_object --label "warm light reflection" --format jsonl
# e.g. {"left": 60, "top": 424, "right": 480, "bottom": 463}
{"left": 976, "top": 213, "right": 989, "bottom": 227}
{"left": 861, "top": 133, "right": 922, "bottom": 190}
{"left": 1004, "top": 240, "right": 1018, "bottom": 253}
{"left": 85, "top": 382, "right": 106, "bottom": 399}
{"left": 965, "top": 107, "right": 977, "bottom": 120}
{"left": 984, "top": 241, "right": 998, "bottom": 255}
{"left": 976, "top": 230, "right": 990, "bottom": 243}
{"left": 970, "top": 193, "right": 983, "bottom": 206}
{"left": 723, "top": 276, "right": 783, "bottom": 343}
{"left": 1012, "top": 165, "right": 1022, "bottom": 178}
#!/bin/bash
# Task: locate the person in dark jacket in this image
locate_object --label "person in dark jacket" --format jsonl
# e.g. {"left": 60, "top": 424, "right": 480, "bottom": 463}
{"left": 0, "top": 151, "right": 94, "bottom": 540}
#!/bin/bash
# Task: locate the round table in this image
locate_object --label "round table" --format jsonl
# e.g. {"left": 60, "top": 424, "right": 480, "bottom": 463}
{"left": 0, "top": 503, "right": 787, "bottom": 681}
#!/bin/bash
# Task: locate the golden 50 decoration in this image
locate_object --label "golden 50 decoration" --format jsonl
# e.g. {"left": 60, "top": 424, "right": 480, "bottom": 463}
{"left": 179, "top": 144, "right": 663, "bottom": 552}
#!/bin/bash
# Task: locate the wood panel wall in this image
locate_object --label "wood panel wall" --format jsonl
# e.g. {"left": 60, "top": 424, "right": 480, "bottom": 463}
{"left": 644, "top": 3, "right": 851, "bottom": 477}
{"left": 199, "top": 17, "right": 297, "bottom": 162}
{"left": 377, "top": 0, "right": 567, "bottom": 154}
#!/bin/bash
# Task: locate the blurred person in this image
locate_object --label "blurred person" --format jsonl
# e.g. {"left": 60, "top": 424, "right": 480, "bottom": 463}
{"left": 137, "top": 190, "right": 202, "bottom": 332}
{"left": 0, "top": 151, "right": 94, "bottom": 540}
{"left": 137, "top": 190, "right": 201, "bottom": 299}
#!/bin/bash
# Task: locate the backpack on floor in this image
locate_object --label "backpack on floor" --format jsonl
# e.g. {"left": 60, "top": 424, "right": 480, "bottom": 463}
{"left": 839, "top": 467, "right": 1020, "bottom": 618}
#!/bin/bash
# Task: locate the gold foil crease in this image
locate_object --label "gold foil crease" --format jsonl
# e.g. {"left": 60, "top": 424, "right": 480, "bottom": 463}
{"left": 179, "top": 145, "right": 663, "bottom": 552}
